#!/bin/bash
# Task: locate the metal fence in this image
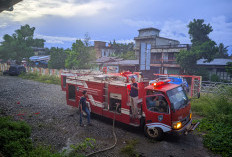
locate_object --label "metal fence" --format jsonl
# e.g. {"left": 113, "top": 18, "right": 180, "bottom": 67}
{"left": 201, "top": 81, "right": 232, "bottom": 93}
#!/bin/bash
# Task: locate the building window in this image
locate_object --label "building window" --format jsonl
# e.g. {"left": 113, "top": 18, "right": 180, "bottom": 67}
{"left": 151, "top": 53, "right": 161, "bottom": 64}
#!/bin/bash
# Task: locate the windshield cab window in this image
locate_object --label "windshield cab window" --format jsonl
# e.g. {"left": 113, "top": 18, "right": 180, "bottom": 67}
{"left": 167, "top": 86, "right": 188, "bottom": 110}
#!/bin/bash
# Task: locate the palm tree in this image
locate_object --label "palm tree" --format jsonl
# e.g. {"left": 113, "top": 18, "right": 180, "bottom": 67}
{"left": 215, "top": 43, "right": 229, "bottom": 58}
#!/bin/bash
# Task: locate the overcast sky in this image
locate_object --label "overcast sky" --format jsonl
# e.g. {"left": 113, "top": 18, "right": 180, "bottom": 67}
{"left": 0, "top": 0, "right": 232, "bottom": 54}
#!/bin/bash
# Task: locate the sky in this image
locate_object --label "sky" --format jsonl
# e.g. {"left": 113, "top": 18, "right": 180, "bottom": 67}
{"left": 0, "top": 0, "right": 232, "bottom": 54}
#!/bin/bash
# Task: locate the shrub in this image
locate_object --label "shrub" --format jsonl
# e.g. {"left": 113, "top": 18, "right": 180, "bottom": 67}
{"left": 0, "top": 117, "right": 64, "bottom": 157}
{"left": 192, "top": 86, "right": 232, "bottom": 157}
{"left": 0, "top": 117, "right": 32, "bottom": 157}
{"left": 120, "top": 139, "right": 139, "bottom": 157}
{"left": 210, "top": 74, "right": 220, "bottom": 82}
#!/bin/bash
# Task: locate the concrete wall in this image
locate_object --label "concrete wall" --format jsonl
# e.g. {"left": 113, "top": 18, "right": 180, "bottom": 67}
{"left": 139, "top": 30, "right": 159, "bottom": 37}
{"left": 156, "top": 37, "right": 179, "bottom": 45}
{"left": 101, "top": 48, "right": 115, "bottom": 57}
{"left": 0, "top": 63, "right": 62, "bottom": 78}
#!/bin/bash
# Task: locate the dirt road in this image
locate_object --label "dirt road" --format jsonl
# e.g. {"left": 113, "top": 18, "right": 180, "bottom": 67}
{"left": 0, "top": 76, "right": 218, "bottom": 157}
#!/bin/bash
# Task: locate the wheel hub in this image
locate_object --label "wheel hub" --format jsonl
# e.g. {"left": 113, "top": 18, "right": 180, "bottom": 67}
{"left": 147, "top": 127, "right": 159, "bottom": 138}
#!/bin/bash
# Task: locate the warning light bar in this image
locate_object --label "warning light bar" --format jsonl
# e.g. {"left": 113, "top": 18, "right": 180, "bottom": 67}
{"left": 152, "top": 79, "right": 170, "bottom": 87}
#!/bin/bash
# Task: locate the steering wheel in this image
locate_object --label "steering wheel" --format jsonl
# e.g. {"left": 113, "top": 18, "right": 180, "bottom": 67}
{"left": 149, "top": 107, "right": 159, "bottom": 112}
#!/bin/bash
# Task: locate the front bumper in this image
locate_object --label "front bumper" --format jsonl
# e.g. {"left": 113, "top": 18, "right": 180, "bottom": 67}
{"left": 172, "top": 119, "right": 200, "bottom": 134}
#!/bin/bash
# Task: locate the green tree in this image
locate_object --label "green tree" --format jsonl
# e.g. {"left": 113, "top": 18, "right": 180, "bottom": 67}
{"left": 188, "top": 19, "right": 213, "bottom": 46}
{"left": 0, "top": 24, "right": 45, "bottom": 63}
{"left": 176, "top": 19, "right": 218, "bottom": 77}
{"left": 110, "top": 40, "right": 134, "bottom": 56}
{"left": 65, "top": 39, "right": 96, "bottom": 69}
{"left": 215, "top": 43, "right": 229, "bottom": 58}
{"left": 121, "top": 51, "right": 136, "bottom": 60}
{"left": 48, "top": 47, "right": 67, "bottom": 69}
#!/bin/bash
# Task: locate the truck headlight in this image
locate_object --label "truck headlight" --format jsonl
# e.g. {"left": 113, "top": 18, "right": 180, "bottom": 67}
{"left": 172, "top": 121, "right": 182, "bottom": 129}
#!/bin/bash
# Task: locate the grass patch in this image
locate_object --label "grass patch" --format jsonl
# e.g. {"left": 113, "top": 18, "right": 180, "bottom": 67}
{"left": 120, "top": 139, "right": 139, "bottom": 157}
{"left": 191, "top": 86, "right": 232, "bottom": 157}
{"left": 19, "top": 72, "right": 61, "bottom": 85}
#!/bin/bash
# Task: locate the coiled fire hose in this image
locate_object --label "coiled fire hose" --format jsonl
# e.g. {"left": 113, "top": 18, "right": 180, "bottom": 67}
{"left": 86, "top": 103, "right": 119, "bottom": 156}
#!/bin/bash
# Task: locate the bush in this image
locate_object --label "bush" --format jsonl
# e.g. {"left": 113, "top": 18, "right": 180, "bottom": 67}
{"left": 0, "top": 117, "right": 32, "bottom": 157}
{"left": 210, "top": 74, "right": 220, "bottom": 82}
{"left": 0, "top": 117, "right": 64, "bottom": 157}
{"left": 120, "top": 139, "right": 139, "bottom": 157}
{"left": 192, "top": 86, "right": 232, "bottom": 157}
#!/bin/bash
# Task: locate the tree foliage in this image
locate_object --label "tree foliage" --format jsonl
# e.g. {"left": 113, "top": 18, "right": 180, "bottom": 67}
{"left": 188, "top": 19, "right": 213, "bottom": 46}
{"left": 0, "top": 24, "right": 45, "bottom": 62}
{"left": 176, "top": 19, "right": 218, "bottom": 76}
{"left": 121, "top": 51, "right": 136, "bottom": 60}
{"left": 110, "top": 40, "right": 134, "bottom": 55}
{"left": 65, "top": 39, "right": 96, "bottom": 69}
{"left": 215, "top": 43, "right": 229, "bottom": 58}
{"left": 48, "top": 47, "right": 67, "bottom": 69}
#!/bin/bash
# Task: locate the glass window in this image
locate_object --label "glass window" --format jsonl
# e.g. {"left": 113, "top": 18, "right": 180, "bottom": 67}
{"left": 167, "top": 86, "right": 188, "bottom": 110}
{"left": 146, "top": 95, "right": 169, "bottom": 113}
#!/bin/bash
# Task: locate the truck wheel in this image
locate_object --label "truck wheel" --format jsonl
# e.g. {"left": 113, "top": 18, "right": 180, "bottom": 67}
{"left": 144, "top": 126, "right": 163, "bottom": 140}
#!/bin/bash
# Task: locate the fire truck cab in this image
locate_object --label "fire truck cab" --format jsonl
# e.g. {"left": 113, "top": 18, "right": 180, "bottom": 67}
{"left": 65, "top": 73, "right": 199, "bottom": 140}
{"left": 143, "top": 80, "right": 199, "bottom": 140}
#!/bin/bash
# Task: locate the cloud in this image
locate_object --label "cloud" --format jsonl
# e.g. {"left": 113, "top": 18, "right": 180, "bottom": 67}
{"left": 160, "top": 20, "right": 190, "bottom": 44}
{"left": 35, "top": 34, "right": 77, "bottom": 44}
{"left": 122, "top": 18, "right": 190, "bottom": 44}
{"left": 0, "top": 0, "right": 113, "bottom": 22}
{"left": 0, "top": 23, "right": 8, "bottom": 28}
{"left": 209, "top": 16, "right": 232, "bottom": 46}
{"left": 123, "top": 19, "right": 159, "bottom": 28}
{"left": 116, "top": 39, "right": 134, "bottom": 44}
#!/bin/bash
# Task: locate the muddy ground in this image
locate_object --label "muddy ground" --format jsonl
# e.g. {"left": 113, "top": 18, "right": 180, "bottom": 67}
{"left": 0, "top": 76, "right": 219, "bottom": 157}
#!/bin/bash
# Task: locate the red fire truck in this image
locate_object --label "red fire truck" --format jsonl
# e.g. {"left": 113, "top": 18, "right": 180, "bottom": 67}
{"left": 64, "top": 72, "right": 199, "bottom": 140}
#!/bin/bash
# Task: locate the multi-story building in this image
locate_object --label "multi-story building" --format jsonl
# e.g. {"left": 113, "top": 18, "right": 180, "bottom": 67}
{"left": 134, "top": 27, "right": 190, "bottom": 75}
{"left": 94, "top": 41, "right": 116, "bottom": 58}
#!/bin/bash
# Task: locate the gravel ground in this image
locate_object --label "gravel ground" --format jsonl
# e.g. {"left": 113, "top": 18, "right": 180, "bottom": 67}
{"left": 0, "top": 76, "right": 219, "bottom": 157}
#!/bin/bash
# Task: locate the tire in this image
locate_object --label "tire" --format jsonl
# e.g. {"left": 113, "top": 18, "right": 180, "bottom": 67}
{"left": 144, "top": 125, "right": 163, "bottom": 140}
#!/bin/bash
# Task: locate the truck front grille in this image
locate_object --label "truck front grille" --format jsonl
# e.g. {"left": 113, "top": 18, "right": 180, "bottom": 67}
{"left": 181, "top": 114, "right": 190, "bottom": 126}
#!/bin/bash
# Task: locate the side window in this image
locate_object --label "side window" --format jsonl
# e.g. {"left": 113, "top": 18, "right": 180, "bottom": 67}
{"left": 146, "top": 95, "right": 169, "bottom": 113}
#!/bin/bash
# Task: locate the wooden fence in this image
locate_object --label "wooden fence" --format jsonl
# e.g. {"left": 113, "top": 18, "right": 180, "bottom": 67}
{"left": 0, "top": 63, "right": 63, "bottom": 78}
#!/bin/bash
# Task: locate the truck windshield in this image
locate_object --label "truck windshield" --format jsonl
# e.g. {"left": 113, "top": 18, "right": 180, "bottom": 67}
{"left": 167, "top": 86, "right": 188, "bottom": 110}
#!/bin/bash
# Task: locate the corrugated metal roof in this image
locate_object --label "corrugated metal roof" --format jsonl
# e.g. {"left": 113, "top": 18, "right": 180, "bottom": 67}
{"left": 197, "top": 58, "right": 232, "bottom": 66}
